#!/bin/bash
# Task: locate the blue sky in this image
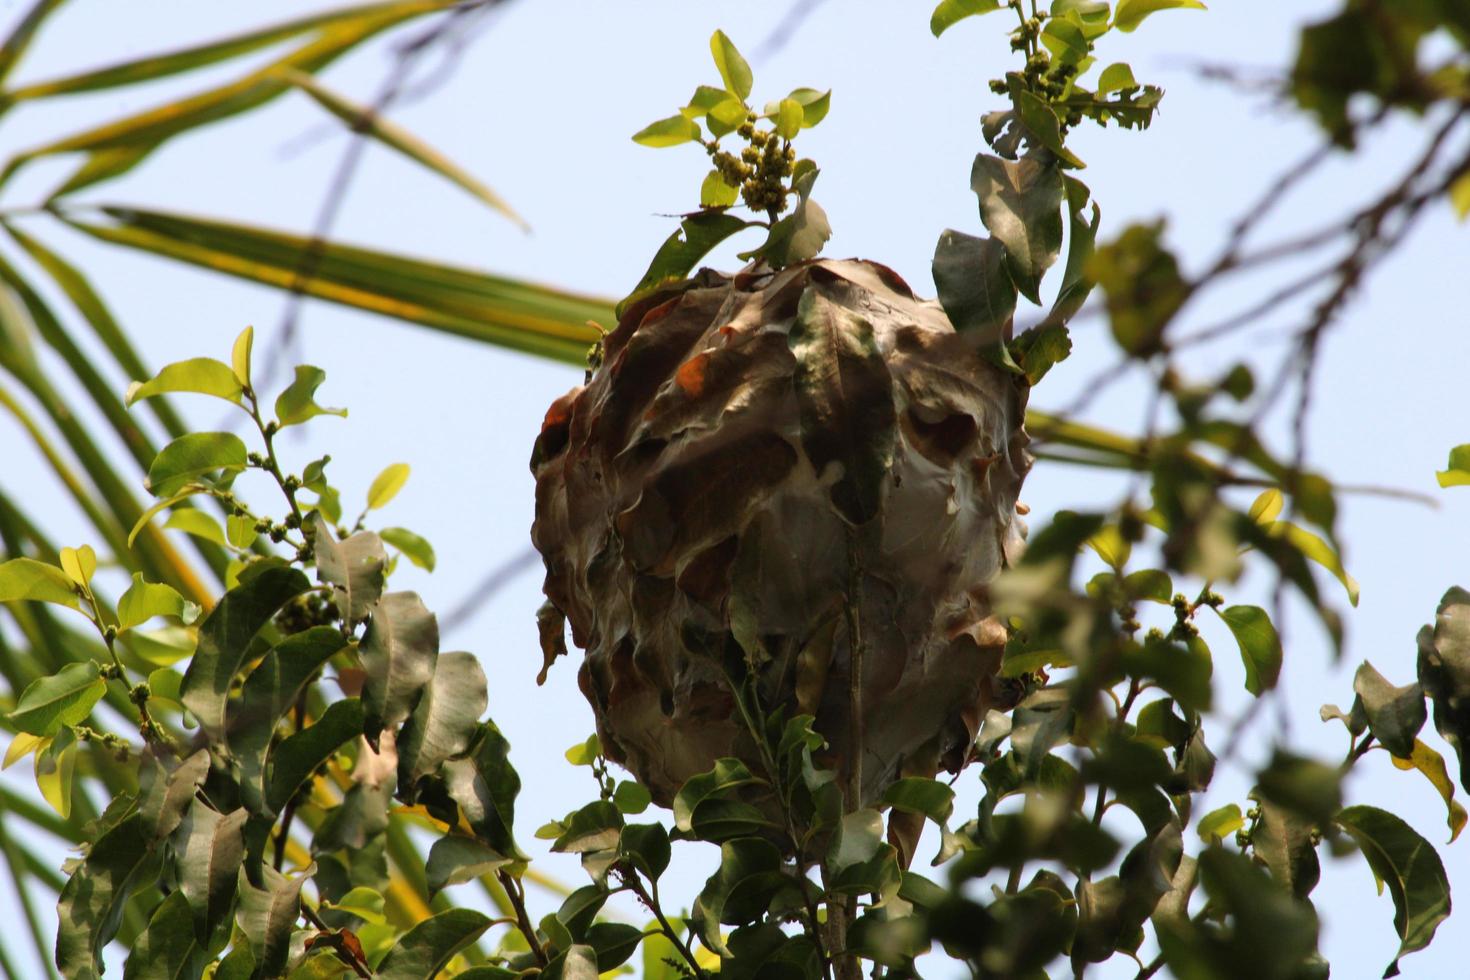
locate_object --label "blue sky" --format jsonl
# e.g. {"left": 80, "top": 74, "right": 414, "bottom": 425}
{"left": 1, "top": 0, "right": 1467, "bottom": 976}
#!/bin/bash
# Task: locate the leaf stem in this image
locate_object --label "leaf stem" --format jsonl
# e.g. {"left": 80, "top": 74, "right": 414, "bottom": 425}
{"left": 497, "top": 869, "right": 548, "bottom": 967}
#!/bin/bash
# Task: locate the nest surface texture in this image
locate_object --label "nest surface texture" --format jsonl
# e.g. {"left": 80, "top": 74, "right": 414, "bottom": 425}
{"left": 532, "top": 258, "right": 1032, "bottom": 806}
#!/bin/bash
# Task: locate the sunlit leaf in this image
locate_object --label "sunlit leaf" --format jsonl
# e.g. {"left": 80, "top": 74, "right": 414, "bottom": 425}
{"left": 1391, "top": 739, "right": 1468, "bottom": 843}
{"left": 1113, "top": 0, "right": 1207, "bottom": 32}
{"left": 632, "top": 114, "right": 701, "bottom": 147}
{"left": 709, "top": 30, "right": 752, "bottom": 100}
{"left": 367, "top": 462, "right": 410, "bottom": 510}
{"left": 275, "top": 364, "right": 345, "bottom": 426}
{"left": 146, "top": 431, "right": 248, "bottom": 496}
{"left": 930, "top": 0, "right": 1003, "bottom": 36}
{"left": 1216, "top": 605, "right": 1282, "bottom": 696}
{"left": 380, "top": 526, "right": 435, "bottom": 571}
{"left": 0, "top": 556, "right": 80, "bottom": 608}
{"left": 8, "top": 661, "right": 105, "bottom": 735}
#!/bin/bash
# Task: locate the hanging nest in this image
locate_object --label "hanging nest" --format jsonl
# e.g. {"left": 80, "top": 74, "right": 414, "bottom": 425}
{"left": 531, "top": 258, "right": 1031, "bottom": 808}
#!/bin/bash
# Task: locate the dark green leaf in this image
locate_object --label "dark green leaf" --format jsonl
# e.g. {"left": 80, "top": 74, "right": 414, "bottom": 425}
{"left": 181, "top": 566, "right": 309, "bottom": 741}
{"left": 376, "top": 908, "right": 491, "bottom": 980}
{"left": 551, "top": 801, "right": 623, "bottom": 854}
{"left": 1197, "top": 804, "right": 1244, "bottom": 843}
{"left": 360, "top": 590, "right": 439, "bottom": 744}
{"left": 788, "top": 284, "right": 897, "bottom": 525}
{"left": 880, "top": 777, "right": 955, "bottom": 825}
{"left": 1255, "top": 751, "right": 1341, "bottom": 825}
{"left": 744, "top": 165, "right": 831, "bottom": 269}
{"left": 1013, "top": 90, "right": 1086, "bottom": 168}
{"left": 138, "top": 749, "right": 209, "bottom": 840}
{"left": 1353, "top": 660, "right": 1426, "bottom": 759}
{"left": 619, "top": 213, "right": 751, "bottom": 319}
{"left": 312, "top": 515, "right": 386, "bottom": 625}
{"left": 231, "top": 625, "right": 345, "bottom": 812}
{"left": 8, "top": 660, "right": 104, "bottom": 735}
{"left": 443, "top": 723, "right": 522, "bottom": 857}
{"left": 178, "top": 805, "right": 248, "bottom": 946}
{"left": 613, "top": 780, "right": 652, "bottom": 815}
{"left": 265, "top": 697, "right": 364, "bottom": 813}
{"left": 673, "top": 760, "right": 761, "bottom": 833}
{"left": 122, "top": 891, "right": 204, "bottom": 980}
{"left": 1335, "top": 805, "right": 1451, "bottom": 976}
{"left": 274, "top": 365, "right": 345, "bottom": 426}
{"left": 586, "top": 923, "right": 643, "bottom": 971}
{"left": 970, "top": 153, "right": 1065, "bottom": 302}
{"left": 56, "top": 814, "right": 156, "bottom": 978}
{"left": 1251, "top": 798, "right": 1321, "bottom": 900}
{"left": 1417, "top": 587, "right": 1470, "bottom": 792}
{"left": 1218, "top": 604, "right": 1283, "bottom": 697}
{"left": 236, "top": 863, "right": 311, "bottom": 978}
{"left": 620, "top": 823, "right": 671, "bottom": 881}
{"left": 931, "top": 229, "right": 1016, "bottom": 345}
{"left": 1089, "top": 221, "right": 1186, "bottom": 357}
{"left": 1008, "top": 322, "right": 1072, "bottom": 385}
{"left": 397, "top": 651, "right": 487, "bottom": 791}
{"left": 425, "top": 836, "right": 510, "bottom": 896}
{"left": 145, "top": 431, "right": 247, "bottom": 496}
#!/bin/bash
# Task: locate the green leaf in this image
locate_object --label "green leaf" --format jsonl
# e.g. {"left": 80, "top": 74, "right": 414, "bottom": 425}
{"left": 788, "top": 284, "right": 897, "bottom": 525}
{"left": 709, "top": 30, "right": 753, "bottom": 100}
{"left": 35, "top": 727, "right": 76, "bottom": 817}
{"left": 1353, "top": 660, "right": 1426, "bottom": 759}
{"left": 700, "top": 170, "right": 740, "bottom": 208}
{"left": 564, "top": 733, "right": 599, "bottom": 766}
{"left": 117, "top": 572, "right": 190, "bottom": 630}
{"left": 323, "top": 886, "right": 385, "bottom": 925}
{"left": 0, "top": 0, "right": 69, "bottom": 89}
{"left": 425, "top": 835, "right": 509, "bottom": 897}
{"left": 1251, "top": 798, "right": 1321, "bottom": 900}
{"left": 265, "top": 697, "right": 364, "bottom": 813}
{"left": 930, "top": 0, "right": 1003, "bottom": 36}
{"left": 0, "top": 556, "right": 80, "bottom": 608}
{"left": 376, "top": 907, "right": 491, "bottom": 980}
{"left": 146, "top": 431, "right": 248, "bottom": 496}
{"left": 971, "top": 153, "right": 1065, "bottom": 303}
{"left": 672, "top": 758, "right": 760, "bottom": 832}
{"left": 1435, "top": 444, "right": 1470, "bottom": 487}
{"left": 1113, "top": 0, "right": 1207, "bottom": 32}
{"left": 397, "top": 651, "right": 488, "bottom": 790}
{"left": 619, "top": 211, "right": 752, "bottom": 317}
{"left": 551, "top": 800, "right": 623, "bottom": 854}
{"left": 66, "top": 207, "right": 605, "bottom": 365}
{"left": 1390, "top": 740, "right": 1468, "bottom": 843}
{"left": 312, "top": 515, "right": 387, "bottom": 624}
{"left": 1255, "top": 751, "right": 1341, "bottom": 825}
{"left": 742, "top": 165, "right": 830, "bottom": 268}
{"left": 366, "top": 462, "right": 410, "bottom": 510}
{"left": 231, "top": 325, "right": 254, "bottom": 387}
{"left": 1265, "top": 520, "right": 1360, "bottom": 606}
{"left": 788, "top": 87, "right": 831, "bottom": 127}
{"left": 586, "top": 923, "right": 643, "bottom": 971}
{"left": 1335, "top": 805, "right": 1451, "bottom": 977}
{"left": 123, "top": 891, "right": 204, "bottom": 980}
{"left": 1197, "top": 803, "right": 1243, "bottom": 843}
{"left": 360, "top": 590, "right": 439, "bottom": 743}
{"left": 57, "top": 813, "right": 155, "bottom": 978}
{"left": 379, "top": 526, "right": 436, "bottom": 571}
{"left": 236, "top": 863, "right": 311, "bottom": 978}
{"left": 1216, "top": 604, "right": 1282, "bottom": 696}
{"left": 620, "top": 823, "right": 672, "bottom": 881}
{"left": 138, "top": 748, "right": 210, "bottom": 840}
{"left": 1041, "top": 17, "right": 1089, "bottom": 64}
{"left": 280, "top": 68, "right": 528, "bottom": 230}
{"left": 613, "top": 780, "right": 652, "bottom": 815}
{"left": 1249, "top": 487, "right": 1285, "bottom": 523}
{"left": 1418, "top": 587, "right": 1470, "bottom": 793}
{"left": 1097, "top": 62, "right": 1138, "bottom": 94}
{"left": 632, "top": 114, "right": 701, "bottom": 147}
{"left": 178, "top": 805, "right": 248, "bottom": 946}
{"left": 443, "top": 722, "right": 522, "bottom": 857}
{"left": 163, "top": 509, "right": 226, "bottom": 546}
{"left": 880, "top": 777, "right": 955, "bottom": 825}
{"left": 1089, "top": 220, "right": 1186, "bottom": 357}
{"left": 275, "top": 364, "right": 345, "bottom": 426}
{"left": 1450, "top": 173, "right": 1470, "bottom": 223}
{"left": 126, "top": 357, "right": 242, "bottom": 407}
{"left": 1013, "top": 90, "right": 1086, "bottom": 168}
{"left": 932, "top": 229, "right": 1016, "bottom": 346}
{"left": 59, "top": 544, "right": 97, "bottom": 587}
{"left": 775, "top": 98, "right": 803, "bottom": 140}
{"left": 8, "top": 660, "right": 105, "bottom": 735}
{"left": 230, "top": 625, "right": 347, "bottom": 812}
{"left": 181, "top": 565, "right": 310, "bottom": 741}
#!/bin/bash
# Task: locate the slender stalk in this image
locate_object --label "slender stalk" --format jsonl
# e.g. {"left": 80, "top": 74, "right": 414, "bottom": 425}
{"left": 627, "top": 875, "right": 707, "bottom": 980}
{"left": 497, "top": 869, "right": 549, "bottom": 967}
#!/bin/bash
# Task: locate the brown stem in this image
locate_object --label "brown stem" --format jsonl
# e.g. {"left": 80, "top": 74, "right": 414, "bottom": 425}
{"left": 497, "top": 869, "right": 548, "bottom": 967}
{"left": 627, "top": 875, "right": 707, "bottom": 980}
